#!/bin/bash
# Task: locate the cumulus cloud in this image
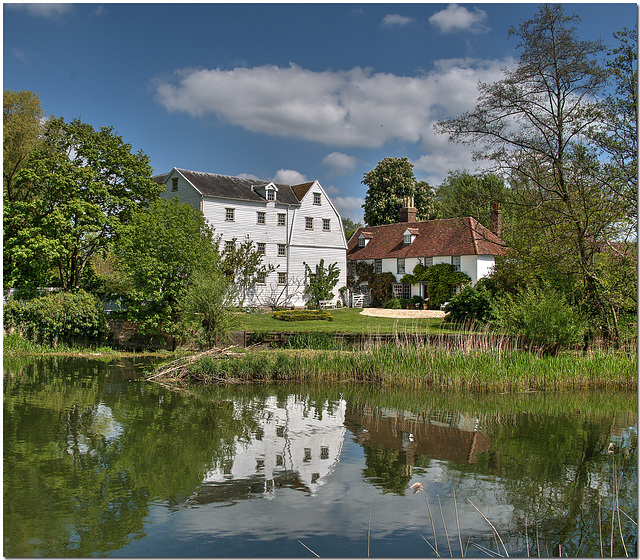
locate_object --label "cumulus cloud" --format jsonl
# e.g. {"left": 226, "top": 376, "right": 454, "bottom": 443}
{"left": 332, "top": 196, "right": 365, "bottom": 223}
{"left": 273, "top": 169, "right": 308, "bottom": 185}
{"left": 155, "top": 60, "right": 507, "bottom": 149}
{"left": 381, "top": 14, "right": 415, "bottom": 27}
{"left": 6, "top": 3, "right": 72, "bottom": 18}
{"left": 323, "top": 152, "right": 359, "bottom": 176}
{"left": 429, "top": 4, "right": 489, "bottom": 34}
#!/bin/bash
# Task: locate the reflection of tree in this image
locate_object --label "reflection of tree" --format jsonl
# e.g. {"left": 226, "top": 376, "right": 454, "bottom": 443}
{"left": 362, "top": 446, "right": 430, "bottom": 496}
{"left": 3, "top": 357, "right": 260, "bottom": 557}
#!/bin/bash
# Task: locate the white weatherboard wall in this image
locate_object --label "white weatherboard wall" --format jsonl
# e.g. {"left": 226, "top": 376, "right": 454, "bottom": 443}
{"left": 159, "top": 171, "right": 347, "bottom": 308}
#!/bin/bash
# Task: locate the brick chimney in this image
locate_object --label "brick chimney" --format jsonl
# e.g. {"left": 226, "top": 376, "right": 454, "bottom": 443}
{"left": 399, "top": 196, "right": 417, "bottom": 223}
{"left": 490, "top": 202, "right": 503, "bottom": 238}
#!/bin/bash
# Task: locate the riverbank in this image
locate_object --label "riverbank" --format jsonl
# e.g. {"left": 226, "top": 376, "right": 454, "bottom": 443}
{"left": 149, "top": 345, "right": 637, "bottom": 393}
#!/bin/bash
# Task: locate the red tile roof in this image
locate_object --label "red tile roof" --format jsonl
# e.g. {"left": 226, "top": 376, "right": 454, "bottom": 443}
{"left": 347, "top": 217, "right": 506, "bottom": 260}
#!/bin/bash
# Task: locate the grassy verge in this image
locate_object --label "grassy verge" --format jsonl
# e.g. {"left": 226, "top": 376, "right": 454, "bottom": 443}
{"left": 154, "top": 343, "right": 637, "bottom": 392}
{"left": 237, "top": 307, "right": 447, "bottom": 334}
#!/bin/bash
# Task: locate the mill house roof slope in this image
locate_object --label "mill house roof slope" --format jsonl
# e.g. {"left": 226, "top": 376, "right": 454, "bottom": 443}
{"left": 347, "top": 217, "right": 506, "bottom": 260}
{"left": 153, "top": 168, "right": 304, "bottom": 205}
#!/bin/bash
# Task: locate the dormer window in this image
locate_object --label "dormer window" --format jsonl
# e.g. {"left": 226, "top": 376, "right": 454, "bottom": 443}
{"left": 253, "top": 182, "right": 277, "bottom": 202}
{"left": 267, "top": 189, "right": 275, "bottom": 201}
{"left": 358, "top": 237, "right": 365, "bottom": 247}
{"left": 403, "top": 228, "right": 418, "bottom": 245}
{"left": 358, "top": 233, "right": 372, "bottom": 247}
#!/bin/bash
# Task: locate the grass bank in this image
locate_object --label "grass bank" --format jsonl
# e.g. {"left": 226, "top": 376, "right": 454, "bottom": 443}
{"left": 153, "top": 344, "right": 637, "bottom": 392}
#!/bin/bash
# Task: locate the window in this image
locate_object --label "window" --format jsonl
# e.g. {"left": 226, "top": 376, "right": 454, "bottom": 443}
{"left": 323, "top": 218, "right": 330, "bottom": 232}
{"left": 305, "top": 217, "right": 313, "bottom": 230}
{"left": 278, "top": 244, "right": 286, "bottom": 257}
{"left": 225, "top": 240, "right": 234, "bottom": 252}
{"left": 452, "top": 256, "right": 461, "bottom": 272}
{"left": 303, "top": 448, "right": 312, "bottom": 462}
{"left": 402, "top": 283, "right": 411, "bottom": 299}
{"left": 266, "top": 189, "right": 275, "bottom": 201}
{"left": 311, "top": 473, "right": 320, "bottom": 483}
{"left": 424, "top": 257, "right": 433, "bottom": 267}
{"left": 320, "top": 446, "right": 329, "bottom": 460}
{"left": 278, "top": 272, "right": 287, "bottom": 285}
{"left": 313, "top": 192, "right": 321, "bottom": 205}
{"left": 256, "top": 459, "right": 265, "bottom": 471}
{"left": 171, "top": 177, "right": 178, "bottom": 191}
{"left": 403, "top": 233, "right": 411, "bottom": 245}
{"left": 374, "top": 259, "right": 382, "bottom": 274}
{"left": 275, "top": 454, "right": 284, "bottom": 467}
{"left": 358, "top": 237, "right": 366, "bottom": 248}
{"left": 225, "top": 208, "right": 235, "bottom": 222}
{"left": 257, "top": 211, "right": 266, "bottom": 224}
{"left": 255, "top": 427, "right": 264, "bottom": 441}
{"left": 256, "top": 272, "right": 266, "bottom": 285}
{"left": 276, "top": 426, "right": 285, "bottom": 438}
{"left": 397, "top": 258, "right": 405, "bottom": 274}
{"left": 257, "top": 242, "right": 266, "bottom": 255}
{"left": 348, "top": 261, "right": 356, "bottom": 276}
{"left": 277, "top": 213, "right": 286, "bottom": 226}
{"left": 393, "top": 283, "right": 403, "bottom": 299}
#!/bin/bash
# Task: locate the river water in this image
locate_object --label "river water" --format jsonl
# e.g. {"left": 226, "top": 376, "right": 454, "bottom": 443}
{"left": 3, "top": 356, "right": 637, "bottom": 557}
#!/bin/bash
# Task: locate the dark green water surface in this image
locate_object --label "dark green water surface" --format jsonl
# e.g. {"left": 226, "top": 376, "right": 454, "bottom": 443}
{"left": 3, "top": 356, "right": 637, "bottom": 557}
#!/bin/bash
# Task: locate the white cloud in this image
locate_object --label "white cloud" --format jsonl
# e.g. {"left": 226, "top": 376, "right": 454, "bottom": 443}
{"left": 324, "top": 185, "right": 341, "bottom": 196}
{"left": 273, "top": 169, "right": 308, "bottom": 185}
{"left": 322, "top": 152, "right": 359, "bottom": 176}
{"left": 155, "top": 60, "right": 507, "bottom": 150}
{"left": 332, "top": 196, "right": 365, "bottom": 223}
{"left": 237, "top": 173, "right": 260, "bottom": 181}
{"left": 381, "top": 14, "right": 414, "bottom": 27}
{"left": 6, "top": 3, "right": 72, "bottom": 18}
{"left": 429, "top": 4, "right": 489, "bottom": 34}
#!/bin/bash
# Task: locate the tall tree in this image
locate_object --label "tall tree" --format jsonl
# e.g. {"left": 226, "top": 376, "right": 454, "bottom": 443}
{"left": 4, "top": 117, "right": 162, "bottom": 292}
{"left": 436, "top": 4, "right": 629, "bottom": 343}
{"left": 113, "top": 197, "right": 223, "bottom": 337}
{"left": 362, "top": 157, "right": 436, "bottom": 226}
{"left": 3, "top": 90, "right": 45, "bottom": 203}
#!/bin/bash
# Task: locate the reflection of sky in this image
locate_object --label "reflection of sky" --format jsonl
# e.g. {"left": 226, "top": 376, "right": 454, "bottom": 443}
{"left": 114, "top": 436, "right": 511, "bottom": 558}
{"left": 66, "top": 402, "right": 124, "bottom": 456}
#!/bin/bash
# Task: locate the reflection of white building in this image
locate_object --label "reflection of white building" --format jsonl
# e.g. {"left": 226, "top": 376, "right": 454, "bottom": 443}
{"left": 201, "top": 395, "right": 346, "bottom": 499}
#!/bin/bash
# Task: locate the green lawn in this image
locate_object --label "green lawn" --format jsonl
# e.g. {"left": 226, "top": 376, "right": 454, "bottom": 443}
{"left": 235, "top": 307, "right": 445, "bottom": 334}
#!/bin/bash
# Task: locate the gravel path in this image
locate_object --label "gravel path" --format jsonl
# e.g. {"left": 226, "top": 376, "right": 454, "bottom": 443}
{"left": 359, "top": 308, "right": 446, "bottom": 319}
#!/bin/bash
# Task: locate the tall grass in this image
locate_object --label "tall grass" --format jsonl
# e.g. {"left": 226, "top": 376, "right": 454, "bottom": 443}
{"left": 158, "top": 328, "right": 637, "bottom": 391}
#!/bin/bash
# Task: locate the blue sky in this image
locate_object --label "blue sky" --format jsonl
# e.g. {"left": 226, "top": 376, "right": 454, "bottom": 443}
{"left": 4, "top": 2, "right": 637, "bottom": 222}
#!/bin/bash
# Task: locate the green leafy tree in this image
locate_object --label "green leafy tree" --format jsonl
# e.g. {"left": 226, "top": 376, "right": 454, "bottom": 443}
{"left": 180, "top": 268, "right": 237, "bottom": 349}
{"left": 4, "top": 117, "right": 161, "bottom": 293}
{"left": 436, "top": 5, "right": 631, "bottom": 344}
{"left": 304, "top": 259, "right": 340, "bottom": 309}
{"left": 220, "top": 239, "right": 276, "bottom": 307}
{"left": 435, "top": 171, "right": 508, "bottom": 229}
{"left": 362, "top": 157, "right": 436, "bottom": 226}
{"left": 341, "top": 217, "right": 363, "bottom": 241}
{"left": 444, "top": 284, "right": 495, "bottom": 324}
{"left": 113, "top": 198, "right": 221, "bottom": 337}
{"left": 3, "top": 90, "right": 46, "bottom": 203}
{"left": 403, "top": 263, "right": 471, "bottom": 309}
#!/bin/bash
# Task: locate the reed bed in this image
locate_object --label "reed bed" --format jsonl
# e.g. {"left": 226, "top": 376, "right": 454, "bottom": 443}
{"left": 152, "top": 331, "right": 636, "bottom": 391}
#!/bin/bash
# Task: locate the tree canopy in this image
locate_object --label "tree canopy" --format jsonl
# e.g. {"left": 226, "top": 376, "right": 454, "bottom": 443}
{"left": 4, "top": 116, "right": 162, "bottom": 293}
{"left": 362, "top": 157, "right": 436, "bottom": 226}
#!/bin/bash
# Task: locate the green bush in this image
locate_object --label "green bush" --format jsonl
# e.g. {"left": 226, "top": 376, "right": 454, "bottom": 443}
{"left": 444, "top": 285, "right": 494, "bottom": 324}
{"left": 384, "top": 298, "right": 402, "bottom": 309}
{"left": 491, "top": 285, "right": 588, "bottom": 353}
{"left": 273, "top": 310, "right": 334, "bottom": 322}
{"left": 3, "top": 290, "right": 107, "bottom": 348}
{"left": 411, "top": 295, "right": 424, "bottom": 309}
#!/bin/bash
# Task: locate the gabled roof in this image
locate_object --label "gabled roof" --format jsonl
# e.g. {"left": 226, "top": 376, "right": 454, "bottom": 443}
{"left": 153, "top": 168, "right": 302, "bottom": 205}
{"left": 291, "top": 181, "right": 315, "bottom": 201}
{"left": 347, "top": 217, "right": 506, "bottom": 260}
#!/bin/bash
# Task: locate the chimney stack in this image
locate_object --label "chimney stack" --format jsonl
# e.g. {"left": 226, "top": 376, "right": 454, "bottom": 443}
{"left": 399, "top": 196, "right": 417, "bottom": 223}
{"left": 490, "top": 202, "right": 503, "bottom": 238}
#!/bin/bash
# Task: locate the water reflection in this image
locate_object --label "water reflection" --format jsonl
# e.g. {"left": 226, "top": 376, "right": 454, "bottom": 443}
{"left": 3, "top": 357, "right": 637, "bottom": 558}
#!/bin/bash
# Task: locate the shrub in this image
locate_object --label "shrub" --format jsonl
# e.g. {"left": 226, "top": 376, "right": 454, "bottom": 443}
{"left": 3, "top": 290, "right": 107, "bottom": 348}
{"left": 384, "top": 298, "right": 402, "bottom": 309}
{"left": 273, "top": 310, "right": 334, "bottom": 322}
{"left": 411, "top": 295, "right": 424, "bottom": 309}
{"left": 491, "top": 285, "right": 588, "bottom": 353}
{"left": 444, "top": 285, "right": 494, "bottom": 324}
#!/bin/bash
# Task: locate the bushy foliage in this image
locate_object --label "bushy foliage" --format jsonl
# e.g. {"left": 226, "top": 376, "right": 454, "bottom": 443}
{"left": 370, "top": 272, "right": 396, "bottom": 307}
{"left": 304, "top": 259, "right": 340, "bottom": 310}
{"left": 384, "top": 298, "right": 401, "bottom": 309}
{"left": 444, "top": 284, "right": 494, "bottom": 324}
{"left": 3, "top": 290, "right": 107, "bottom": 347}
{"left": 491, "top": 285, "right": 588, "bottom": 353}
{"left": 404, "top": 263, "right": 471, "bottom": 309}
{"left": 273, "top": 310, "right": 334, "bottom": 322}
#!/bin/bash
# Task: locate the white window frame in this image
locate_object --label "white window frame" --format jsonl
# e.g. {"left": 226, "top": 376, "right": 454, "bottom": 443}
{"left": 171, "top": 177, "right": 178, "bottom": 191}
{"left": 358, "top": 237, "right": 366, "bottom": 248}
{"left": 267, "top": 189, "right": 275, "bottom": 202}
{"left": 278, "top": 244, "right": 287, "bottom": 257}
{"left": 403, "top": 233, "right": 411, "bottom": 245}
{"left": 225, "top": 208, "right": 235, "bottom": 222}
{"left": 277, "top": 213, "right": 286, "bottom": 226}
{"left": 424, "top": 257, "right": 433, "bottom": 267}
{"left": 313, "top": 192, "right": 321, "bottom": 205}
{"left": 257, "top": 211, "right": 266, "bottom": 225}
{"left": 278, "top": 272, "right": 287, "bottom": 285}
{"left": 305, "top": 217, "right": 313, "bottom": 230}
{"left": 452, "top": 256, "right": 461, "bottom": 272}
{"left": 225, "top": 240, "right": 234, "bottom": 252}
{"left": 323, "top": 218, "right": 330, "bottom": 232}
{"left": 257, "top": 242, "right": 266, "bottom": 255}
{"left": 256, "top": 272, "right": 266, "bottom": 284}
{"left": 374, "top": 259, "right": 382, "bottom": 274}
{"left": 397, "top": 258, "right": 405, "bottom": 274}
